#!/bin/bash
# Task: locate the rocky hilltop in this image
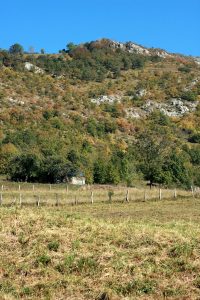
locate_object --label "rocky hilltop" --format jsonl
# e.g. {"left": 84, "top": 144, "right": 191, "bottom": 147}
{"left": 109, "top": 40, "right": 172, "bottom": 58}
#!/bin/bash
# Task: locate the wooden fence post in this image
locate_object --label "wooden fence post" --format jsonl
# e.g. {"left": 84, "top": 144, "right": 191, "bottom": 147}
{"left": 55, "top": 193, "right": 59, "bottom": 206}
{"left": 66, "top": 185, "right": 69, "bottom": 194}
{"left": 144, "top": 190, "right": 147, "bottom": 201}
{"left": 159, "top": 188, "right": 162, "bottom": 200}
{"left": 35, "top": 195, "right": 40, "bottom": 207}
{"left": 19, "top": 193, "right": 22, "bottom": 207}
{"left": 174, "top": 188, "right": 177, "bottom": 199}
{"left": 12, "top": 197, "right": 16, "bottom": 206}
{"left": 19, "top": 184, "right": 21, "bottom": 191}
{"left": 49, "top": 184, "right": 52, "bottom": 191}
{"left": 75, "top": 195, "right": 77, "bottom": 205}
{"left": 91, "top": 191, "right": 94, "bottom": 204}
{"left": 1, "top": 185, "right": 3, "bottom": 192}
{"left": 191, "top": 186, "right": 195, "bottom": 198}
{"left": 0, "top": 193, "right": 2, "bottom": 205}
{"left": 108, "top": 190, "right": 113, "bottom": 202}
{"left": 125, "top": 189, "right": 129, "bottom": 202}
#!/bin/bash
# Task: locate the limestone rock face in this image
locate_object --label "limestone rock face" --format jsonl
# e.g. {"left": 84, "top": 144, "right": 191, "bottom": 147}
{"left": 125, "top": 107, "right": 145, "bottom": 119}
{"left": 91, "top": 95, "right": 121, "bottom": 105}
{"left": 141, "top": 99, "right": 198, "bottom": 117}
{"left": 153, "top": 49, "right": 171, "bottom": 58}
{"left": 194, "top": 57, "right": 200, "bottom": 65}
{"left": 110, "top": 40, "right": 150, "bottom": 55}
{"left": 184, "top": 77, "right": 200, "bottom": 91}
{"left": 91, "top": 93, "right": 198, "bottom": 119}
{"left": 25, "top": 62, "right": 44, "bottom": 74}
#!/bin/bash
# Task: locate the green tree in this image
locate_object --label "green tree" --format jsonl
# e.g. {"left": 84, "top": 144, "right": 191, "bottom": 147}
{"left": 40, "top": 156, "right": 71, "bottom": 183}
{"left": 93, "top": 159, "right": 107, "bottom": 184}
{"left": 136, "top": 132, "right": 170, "bottom": 187}
{"left": 106, "top": 163, "right": 120, "bottom": 184}
{"left": 9, "top": 43, "right": 24, "bottom": 54}
{"left": 163, "top": 151, "right": 192, "bottom": 188}
{"left": 67, "top": 42, "right": 77, "bottom": 52}
{"left": 8, "top": 154, "right": 41, "bottom": 182}
{"left": 0, "top": 143, "right": 19, "bottom": 174}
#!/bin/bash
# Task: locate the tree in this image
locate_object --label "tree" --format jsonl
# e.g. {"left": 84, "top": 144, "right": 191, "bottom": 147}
{"left": 93, "top": 159, "right": 107, "bottom": 184}
{"left": 0, "top": 143, "right": 19, "bottom": 174}
{"left": 163, "top": 151, "right": 192, "bottom": 188}
{"left": 9, "top": 43, "right": 24, "bottom": 54}
{"left": 8, "top": 154, "right": 41, "bottom": 182}
{"left": 40, "top": 48, "right": 45, "bottom": 54}
{"left": 66, "top": 42, "right": 77, "bottom": 52}
{"left": 40, "top": 156, "right": 71, "bottom": 183}
{"left": 106, "top": 163, "right": 120, "bottom": 184}
{"left": 136, "top": 131, "right": 170, "bottom": 187}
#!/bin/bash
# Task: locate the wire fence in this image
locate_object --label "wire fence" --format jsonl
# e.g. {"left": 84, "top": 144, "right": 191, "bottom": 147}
{"left": 0, "top": 182, "right": 197, "bottom": 207}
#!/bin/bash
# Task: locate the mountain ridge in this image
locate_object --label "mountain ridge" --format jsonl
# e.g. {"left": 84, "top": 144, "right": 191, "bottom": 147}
{"left": 68, "top": 38, "right": 198, "bottom": 62}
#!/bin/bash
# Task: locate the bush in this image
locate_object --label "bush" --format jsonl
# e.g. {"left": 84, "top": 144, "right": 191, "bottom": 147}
{"left": 181, "top": 91, "right": 197, "bottom": 101}
{"left": 188, "top": 133, "right": 200, "bottom": 143}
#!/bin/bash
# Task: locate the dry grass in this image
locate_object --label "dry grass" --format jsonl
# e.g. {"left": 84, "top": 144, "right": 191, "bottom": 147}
{"left": 0, "top": 181, "right": 194, "bottom": 206}
{"left": 1, "top": 194, "right": 200, "bottom": 299}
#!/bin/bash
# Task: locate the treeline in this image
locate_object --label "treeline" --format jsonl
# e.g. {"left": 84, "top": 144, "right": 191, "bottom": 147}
{"left": 1, "top": 117, "right": 200, "bottom": 188}
{"left": 0, "top": 40, "right": 159, "bottom": 81}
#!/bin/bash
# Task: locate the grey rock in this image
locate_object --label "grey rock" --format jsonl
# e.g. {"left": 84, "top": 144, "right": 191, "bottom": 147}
{"left": 24, "top": 62, "right": 44, "bottom": 74}
{"left": 136, "top": 89, "right": 147, "bottom": 97}
{"left": 8, "top": 97, "right": 25, "bottom": 106}
{"left": 91, "top": 95, "right": 121, "bottom": 105}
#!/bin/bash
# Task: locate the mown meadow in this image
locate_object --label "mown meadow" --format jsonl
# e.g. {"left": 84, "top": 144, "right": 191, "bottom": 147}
{"left": 0, "top": 186, "right": 200, "bottom": 299}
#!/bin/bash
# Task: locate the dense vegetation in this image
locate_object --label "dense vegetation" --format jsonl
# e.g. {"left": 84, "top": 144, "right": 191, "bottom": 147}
{"left": 0, "top": 40, "right": 200, "bottom": 187}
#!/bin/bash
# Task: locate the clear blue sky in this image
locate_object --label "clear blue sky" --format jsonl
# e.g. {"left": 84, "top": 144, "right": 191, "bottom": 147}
{"left": 1, "top": 0, "right": 200, "bottom": 56}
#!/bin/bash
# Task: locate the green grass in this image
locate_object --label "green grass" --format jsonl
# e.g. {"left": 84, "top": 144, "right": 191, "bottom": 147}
{"left": 0, "top": 199, "right": 200, "bottom": 299}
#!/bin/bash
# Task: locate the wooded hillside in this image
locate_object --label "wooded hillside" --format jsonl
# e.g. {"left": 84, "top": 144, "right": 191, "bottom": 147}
{"left": 0, "top": 39, "right": 200, "bottom": 187}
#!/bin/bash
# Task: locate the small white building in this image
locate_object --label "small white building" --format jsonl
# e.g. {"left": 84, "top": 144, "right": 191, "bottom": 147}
{"left": 70, "top": 176, "right": 86, "bottom": 186}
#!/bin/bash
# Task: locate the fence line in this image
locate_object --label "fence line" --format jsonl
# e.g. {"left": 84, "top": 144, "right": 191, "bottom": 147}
{"left": 0, "top": 186, "right": 198, "bottom": 207}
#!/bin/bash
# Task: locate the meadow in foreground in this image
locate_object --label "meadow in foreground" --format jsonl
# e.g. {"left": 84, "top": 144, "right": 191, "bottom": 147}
{"left": 0, "top": 198, "right": 200, "bottom": 299}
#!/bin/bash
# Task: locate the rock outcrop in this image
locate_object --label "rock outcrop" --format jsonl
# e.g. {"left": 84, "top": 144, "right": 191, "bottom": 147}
{"left": 194, "top": 57, "right": 200, "bottom": 65}
{"left": 91, "top": 95, "right": 198, "bottom": 119}
{"left": 110, "top": 40, "right": 150, "bottom": 55}
{"left": 25, "top": 62, "right": 44, "bottom": 74}
{"left": 108, "top": 40, "right": 172, "bottom": 58}
{"left": 91, "top": 95, "right": 121, "bottom": 105}
{"left": 127, "top": 99, "right": 198, "bottom": 118}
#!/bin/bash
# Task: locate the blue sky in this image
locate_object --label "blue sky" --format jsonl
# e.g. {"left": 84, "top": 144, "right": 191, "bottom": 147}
{"left": 1, "top": 0, "right": 200, "bottom": 55}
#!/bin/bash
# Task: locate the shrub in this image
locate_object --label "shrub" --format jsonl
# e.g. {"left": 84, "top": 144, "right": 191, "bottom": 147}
{"left": 188, "top": 133, "right": 200, "bottom": 143}
{"left": 181, "top": 91, "right": 197, "bottom": 101}
{"left": 48, "top": 241, "right": 60, "bottom": 251}
{"left": 37, "top": 254, "right": 51, "bottom": 266}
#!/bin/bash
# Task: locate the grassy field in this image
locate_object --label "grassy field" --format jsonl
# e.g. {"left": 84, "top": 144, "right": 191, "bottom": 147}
{"left": 1, "top": 194, "right": 200, "bottom": 299}
{"left": 0, "top": 180, "right": 195, "bottom": 206}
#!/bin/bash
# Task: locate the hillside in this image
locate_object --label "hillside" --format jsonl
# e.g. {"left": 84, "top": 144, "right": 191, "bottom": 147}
{"left": 0, "top": 39, "right": 200, "bottom": 187}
